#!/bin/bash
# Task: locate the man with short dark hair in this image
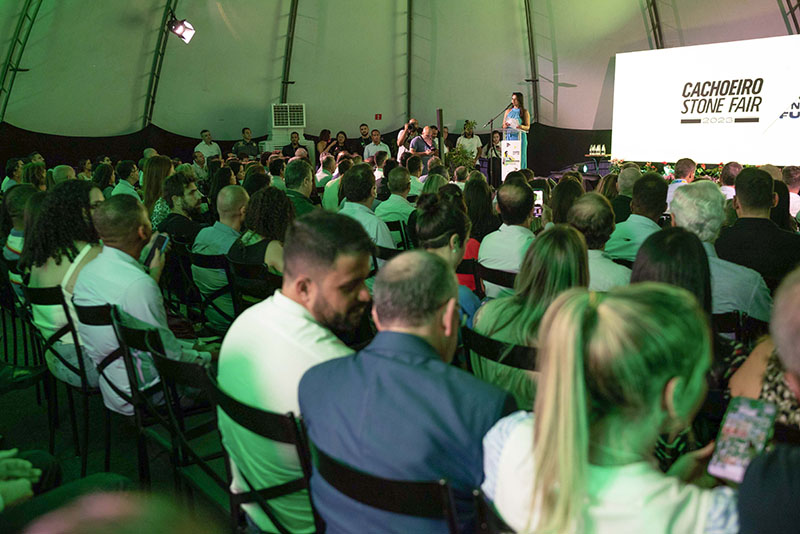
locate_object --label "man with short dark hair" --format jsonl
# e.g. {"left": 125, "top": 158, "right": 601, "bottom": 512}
{"left": 232, "top": 127, "right": 259, "bottom": 159}
{"left": 322, "top": 159, "right": 353, "bottom": 212}
{"left": 217, "top": 210, "right": 373, "bottom": 533}
{"left": 716, "top": 167, "right": 800, "bottom": 291}
{"left": 28, "top": 151, "right": 45, "bottom": 166}
{"left": 268, "top": 157, "right": 287, "bottom": 190}
{"left": 666, "top": 157, "right": 696, "bottom": 209}
{"left": 300, "top": 251, "right": 514, "bottom": 533}
{"left": 372, "top": 150, "right": 389, "bottom": 182}
{"left": 191, "top": 151, "right": 208, "bottom": 181}
{"left": 73, "top": 195, "right": 212, "bottom": 415}
{"left": 720, "top": 161, "right": 743, "bottom": 200}
{"left": 478, "top": 181, "right": 535, "bottom": 297}
{"left": 453, "top": 165, "right": 468, "bottom": 189}
{"left": 338, "top": 164, "right": 394, "bottom": 257}
{"left": 111, "top": 161, "right": 139, "bottom": 199}
{"left": 375, "top": 167, "right": 414, "bottom": 246}
{"left": 782, "top": 165, "right": 800, "bottom": 218}
{"left": 356, "top": 123, "right": 371, "bottom": 155}
{"left": 194, "top": 129, "right": 221, "bottom": 160}
{"left": 568, "top": 192, "right": 631, "bottom": 291}
{"left": 363, "top": 129, "right": 390, "bottom": 161}
{"left": 611, "top": 166, "right": 641, "bottom": 223}
{"left": 191, "top": 185, "right": 249, "bottom": 332}
{"left": 1, "top": 158, "right": 23, "bottom": 193}
{"left": 281, "top": 131, "right": 306, "bottom": 158}
{"left": 316, "top": 154, "right": 335, "bottom": 187}
{"left": 405, "top": 155, "right": 424, "bottom": 195}
{"left": 284, "top": 159, "right": 316, "bottom": 217}
{"left": 605, "top": 172, "right": 667, "bottom": 262}
{"left": 157, "top": 173, "right": 205, "bottom": 245}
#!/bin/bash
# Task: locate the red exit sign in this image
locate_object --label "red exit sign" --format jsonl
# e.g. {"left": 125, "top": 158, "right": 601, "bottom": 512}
{"left": 375, "top": 114, "right": 382, "bottom": 120}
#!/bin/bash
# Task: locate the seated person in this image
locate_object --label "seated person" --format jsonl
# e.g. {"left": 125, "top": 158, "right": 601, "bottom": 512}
{"left": 375, "top": 167, "right": 415, "bottom": 247}
{"left": 605, "top": 173, "right": 668, "bottom": 262}
{"left": 218, "top": 210, "right": 373, "bottom": 534}
{"left": 338, "top": 164, "right": 395, "bottom": 266}
{"left": 191, "top": 186, "right": 248, "bottom": 332}
{"left": 228, "top": 187, "right": 295, "bottom": 273}
{"left": 157, "top": 172, "right": 205, "bottom": 245}
{"left": 300, "top": 251, "right": 514, "bottom": 533}
{"left": 1, "top": 184, "right": 37, "bottom": 295}
{"left": 483, "top": 284, "right": 738, "bottom": 533}
{"left": 19, "top": 181, "right": 103, "bottom": 388}
{"left": 284, "top": 160, "right": 315, "bottom": 217}
{"left": 737, "top": 266, "right": 800, "bottom": 534}
{"left": 567, "top": 193, "right": 631, "bottom": 292}
{"left": 72, "top": 195, "right": 213, "bottom": 415}
{"left": 472, "top": 225, "right": 588, "bottom": 409}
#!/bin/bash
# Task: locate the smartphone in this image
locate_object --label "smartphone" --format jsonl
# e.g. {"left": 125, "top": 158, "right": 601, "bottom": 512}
{"left": 532, "top": 189, "right": 544, "bottom": 218}
{"left": 144, "top": 234, "right": 169, "bottom": 268}
{"left": 707, "top": 397, "right": 777, "bottom": 483}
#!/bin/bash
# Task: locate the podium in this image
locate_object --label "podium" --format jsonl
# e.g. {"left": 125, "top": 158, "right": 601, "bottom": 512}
{"left": 501, "top": 128, "right": 524, "bottom": 181}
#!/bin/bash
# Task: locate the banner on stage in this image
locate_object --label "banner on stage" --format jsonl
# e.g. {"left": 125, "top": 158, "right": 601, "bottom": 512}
{"left": 612, "top": 34, "right": 800, "bottom": 165}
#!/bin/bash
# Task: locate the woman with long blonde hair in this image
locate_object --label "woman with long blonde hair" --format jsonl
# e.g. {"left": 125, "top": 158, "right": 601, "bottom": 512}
{"left": 481, "top": 283, "right": 737, "bottom": 533}
{"left": 471, "top": 225, "right": 588, "bottom": 408}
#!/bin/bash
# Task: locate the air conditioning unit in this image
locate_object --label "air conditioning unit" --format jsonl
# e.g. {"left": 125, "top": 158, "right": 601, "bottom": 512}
{"left": 266, "top": 103, "right": 306, "bottom": 153}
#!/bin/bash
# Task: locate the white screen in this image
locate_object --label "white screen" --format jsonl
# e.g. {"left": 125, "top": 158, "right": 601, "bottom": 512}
{"left": 612, "top": 35, "right": 800, "bottom": 165}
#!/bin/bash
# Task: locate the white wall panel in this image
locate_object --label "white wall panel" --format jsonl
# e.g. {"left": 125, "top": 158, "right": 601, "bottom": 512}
{"left": 4, "top": 0, "right": 164, "bottom": 136}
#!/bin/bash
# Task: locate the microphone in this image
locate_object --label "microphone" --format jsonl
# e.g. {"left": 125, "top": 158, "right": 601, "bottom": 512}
{"left": 506, "top": 102, "right": 513, "bottom": 109}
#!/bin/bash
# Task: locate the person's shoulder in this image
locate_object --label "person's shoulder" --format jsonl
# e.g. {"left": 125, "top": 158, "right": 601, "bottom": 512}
{"left": 300, "top": 352, "right": 354, "bottom": 390}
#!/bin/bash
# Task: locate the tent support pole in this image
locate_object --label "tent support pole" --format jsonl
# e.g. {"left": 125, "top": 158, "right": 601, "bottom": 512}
{"left": 0, "top": 0, "right": 43, "bottom": 123}
{"left": 143, "top": 0, "right": 179, "bottom": 129}
{"left": 523, "top": 0, "right": 540, "bottom": 122}
{"left": 406, "top": 0, "right": 413, "bottom": 119}
{"left": 645, "top": 0, "right": 665, "bottom": 49}
{"left": 781, "top": 0, "right": 800, "bottom": 33}
{"left": 280, "top": 0, "right": 300, "bottom": 103}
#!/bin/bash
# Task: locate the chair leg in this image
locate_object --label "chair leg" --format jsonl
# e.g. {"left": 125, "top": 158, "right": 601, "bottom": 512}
{"left": 136, "top": 432, "right": 151, "bottom": 489}
{"left": 65, "top": 387, "right": 80, "bottom": 457}
{"left": 44, "top": 376, "right": 56, "bottom": 454}
{"left": 11, "top": 312, "right": 18, "bottom": 365}
{"left": 104, "top": 409, "right": 112, "bottom": 472}
{"left": 80, "top": 394, "right": 90, "bottom": 477}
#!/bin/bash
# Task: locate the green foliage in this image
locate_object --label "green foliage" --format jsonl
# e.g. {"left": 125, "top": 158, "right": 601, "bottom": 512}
{"left": 445, "top": 144, "right": 475, "bottom": 172}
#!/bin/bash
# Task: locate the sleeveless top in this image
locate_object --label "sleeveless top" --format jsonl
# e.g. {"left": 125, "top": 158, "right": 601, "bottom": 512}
{"left": 228, "top": 231, "right": 269, "bottom": 265}
{"left": 31, "top": 243, "right": 93, "bottom": 345}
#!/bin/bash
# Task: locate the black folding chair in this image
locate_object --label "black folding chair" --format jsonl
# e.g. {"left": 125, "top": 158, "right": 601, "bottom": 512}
{"left": 145, "top": 337, "right": 228, "bottom": 512}
{"left": 473, "top": 489, "right": 515, "bottom": 534}
{"left": 309, "top": 438, "right": 459, "bottom": 533}
{"left": 160, "top": 238, "right": 202, "bottom": 319}
{"left": 188, "top": 252, "right": 235, "bottom": 331}
{"left": 475, "top": 264, "right": 516, "bottom": 295}
{"left": 369, "top": 246, "right": 402, "bottom": 277}
{"left": 22, "top": 285, "right": 105, "bottom": 476}
{"left": 225, "top": 258, "right": 282, "bottom": 317}
{"left": 202, "top": 372, "right": 318, "bottom": 534}
{"left": 385, "top": 219, "right": 411, "bottom": 250}
{"left": 461, "top": 327, "right": 537, "bottom": 372}
{"left": 712, "top": 311, "right": 769, "bottom": 349}
{"left": 456, "top": 259, "right": 483, "bottom": 299}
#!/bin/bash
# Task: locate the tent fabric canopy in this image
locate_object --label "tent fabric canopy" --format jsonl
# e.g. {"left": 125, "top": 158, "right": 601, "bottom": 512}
{"left": 0, "top": 0, "right": 792, "bottom": 141}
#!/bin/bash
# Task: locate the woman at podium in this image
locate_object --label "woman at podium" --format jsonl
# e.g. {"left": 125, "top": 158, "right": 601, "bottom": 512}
{"left": 503, "top": 92, "right": 530, "bottom": 169}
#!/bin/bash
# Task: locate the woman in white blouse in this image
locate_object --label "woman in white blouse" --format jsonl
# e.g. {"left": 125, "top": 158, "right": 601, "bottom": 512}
{"left": 482, "top": 283, "right": 739, "bottom": 534}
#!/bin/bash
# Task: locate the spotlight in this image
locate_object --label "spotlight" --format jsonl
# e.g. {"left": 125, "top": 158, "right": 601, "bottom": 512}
{"left": 168, "top": 16, "right": 195, "bottom": 44}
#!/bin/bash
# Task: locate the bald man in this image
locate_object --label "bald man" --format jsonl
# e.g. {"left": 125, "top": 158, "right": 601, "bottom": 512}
{"left": 191, "top": 185, "right": 249, "bottom": 331}
{"left": 52, "top": 165, "right": 76, "bottom": 184}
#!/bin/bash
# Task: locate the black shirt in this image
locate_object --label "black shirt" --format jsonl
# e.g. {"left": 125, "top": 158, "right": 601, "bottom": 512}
{"left": 610, "top": 194, "right": 632, "bottom": 223}
{"left": 157, "top": 213, "right": 205, "bottom": 246}
{"left": 739, "top": 445, "right": 800, "bottom": 534}
{"left": 281, "top": 143, "right": 307, "bottom": 158}
{"left": 232, "top": 139, "right": 259, "bottom": 158}
{"left": 715, "top": 217, "right": 800, "bottom": 292}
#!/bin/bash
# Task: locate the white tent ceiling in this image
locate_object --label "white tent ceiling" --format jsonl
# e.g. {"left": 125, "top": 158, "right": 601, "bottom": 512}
{"left": 0, "top": 0, "right": 792, "bottom": 140}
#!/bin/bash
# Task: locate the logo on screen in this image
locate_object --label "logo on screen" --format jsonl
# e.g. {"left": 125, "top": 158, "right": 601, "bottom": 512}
{"left": 779, "top": 101, "right": 800, "bottom": 119}
{"left": 680, "top": 78, "right": 763, "bottom": 124}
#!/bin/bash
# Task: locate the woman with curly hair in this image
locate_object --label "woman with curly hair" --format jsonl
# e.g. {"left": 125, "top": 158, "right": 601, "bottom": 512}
{"left": 228, "top": 187, "right": 295, "bottom": 273}
{"left": 92, "top": 163, "right": 116, "bottom": 199}
{"left": 141, "top": 155, "right": 174, "bottom": 228}
{"left": 23, "top": 161, "right": 47, "bottom": 191}
{"left": 19, "top": 180, "right": 104, "bottom": 387}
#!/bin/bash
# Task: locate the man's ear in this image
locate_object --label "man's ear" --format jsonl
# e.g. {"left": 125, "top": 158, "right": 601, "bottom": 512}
{"left": 670, "top": 213, "right": 677, "bottom": 227}
{"left": 136, "top": 225, "right": 148, "bottom": 241}
{"left": 785, "top": 370, "right": 800, "bottom": 401}
{"left": 441, "top": 297, "right": 458, "bottom": 338}
{"left": 371, "top": 306, "right": 384, "bottom": 331}
{"left": 772, "top": 192, "right": 779, "bottom": 208}
{"left": 732, "top": 195, "right": 740, "bottom": 211}
{"left": 662, "top": 376, "right": 682, "bottom": 420}
{"left": 292, "top": 275, "right": 314, "bottom": 305}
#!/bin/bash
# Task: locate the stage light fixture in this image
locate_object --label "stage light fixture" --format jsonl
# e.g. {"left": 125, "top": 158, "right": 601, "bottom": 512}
{"left": 168, "top": 16, "right": 195, "bottom": 44}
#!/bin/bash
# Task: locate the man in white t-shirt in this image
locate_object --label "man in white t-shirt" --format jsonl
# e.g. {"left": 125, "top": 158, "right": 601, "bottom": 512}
{"left": 456, "top": 124, "right": 482, "bottom": 164}
{"left": 719, "top": 161, "right": 742, "bottom": 201}
{"left": 568, "top": 193, "right": 631, "bottom": 292}
{"left": 217, "top": 210, "right": 373, "bottom": 534}
{"left": 194, "top": 129, "right": 222, "bottom": 161}
{"left": 666, "top": 157, "right": 696, "bottom": 211}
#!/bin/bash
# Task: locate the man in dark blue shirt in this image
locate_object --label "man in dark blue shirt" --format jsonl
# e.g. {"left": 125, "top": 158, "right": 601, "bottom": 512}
{"left": 300, "top": 250, "right": 515, "bottom": 534}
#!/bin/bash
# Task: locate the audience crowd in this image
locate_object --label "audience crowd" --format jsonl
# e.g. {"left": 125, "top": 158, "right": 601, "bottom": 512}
{"left": 1, "top": 125, "right": 800, "bottom": 533}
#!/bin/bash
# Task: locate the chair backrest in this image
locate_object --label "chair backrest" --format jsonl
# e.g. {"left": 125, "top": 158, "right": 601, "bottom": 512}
{"left": 475, "top": 264, "right": 516, "bottom": 291}
{"left": 385, "top": 219, "right": 411, "bottom": 250}
{"left": 23, "top": 285, "right": 93, "bottom": 389}
{"left": 225, "top": 256, "right": 282, "bottom": 316}
{"left": 473, "top": 489, "right": 515, "bottom": 534}
{"left": 161, "top": 238, "right": 201, "bottom": 307}
{"left": 462, "top": 327, "right": 537, "bottom": 371}
{"left": 310, "top": 439, "right": 459, "bottom": 533}
{"left": 188, "top": 251, "right": 234, "bottom": 325}
{"left": 456, "top": 259, "right": 484, "bottom": 299}
{"left": 712, "top": 311, "right": 768, "bottom": 348}
{"left": 375, "top": 245, "right": 401, "bottom": 262}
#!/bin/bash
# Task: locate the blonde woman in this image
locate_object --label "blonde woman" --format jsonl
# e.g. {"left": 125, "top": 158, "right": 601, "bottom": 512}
{"left": 471, "top": 225, "right": 588, "bottom": 409}
{"left": 482, "top": 283, "right": 737, "bottom": 534}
